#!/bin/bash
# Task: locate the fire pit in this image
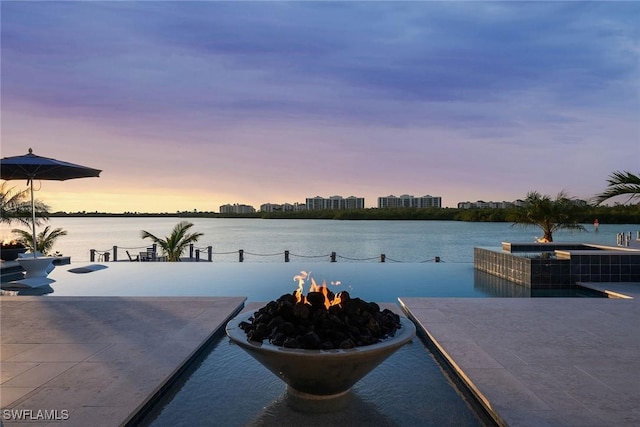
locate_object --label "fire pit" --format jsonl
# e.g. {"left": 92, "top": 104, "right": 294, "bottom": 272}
{"left": 225, "top": 272, "right": 416, "bottom": 412}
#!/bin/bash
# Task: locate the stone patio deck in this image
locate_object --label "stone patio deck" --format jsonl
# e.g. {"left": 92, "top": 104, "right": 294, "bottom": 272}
{"left": 1, "top": 296, "right": 245, "bottom": 426}
{"left": 399, "top": 283, "right": 640, "bottom": 426}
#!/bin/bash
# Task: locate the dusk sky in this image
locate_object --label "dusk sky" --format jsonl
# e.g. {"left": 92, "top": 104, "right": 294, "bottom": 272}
{"left": 2, "top": 1, "right": 639, "bottom": 212}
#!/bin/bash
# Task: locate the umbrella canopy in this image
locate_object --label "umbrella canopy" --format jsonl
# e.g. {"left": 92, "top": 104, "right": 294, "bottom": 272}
{"left": 1, "top": 148, "right": 102, "bottom": 181}
{"left": 1, "top": 148, "right": 101, "bottom": 257}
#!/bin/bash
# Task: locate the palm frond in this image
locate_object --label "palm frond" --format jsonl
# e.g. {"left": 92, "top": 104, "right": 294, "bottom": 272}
{"left": 594, "top": 171, "right": 640, "bottom": 205}
{"left": 0, "top": 182, "right": 50, "bottom": 226}
{"left": 11, "top": 225, "right": 68, "bottom": 254}
{"left": 508, "top": 190, "right": 586, "bottom": 242}
{"left": 140, "top": 221, "right": 204, "bottom": 262}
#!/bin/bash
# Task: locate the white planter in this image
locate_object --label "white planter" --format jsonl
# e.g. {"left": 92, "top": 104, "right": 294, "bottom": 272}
{"left": 17, "top": 256, "right": 55, "bottom": 279}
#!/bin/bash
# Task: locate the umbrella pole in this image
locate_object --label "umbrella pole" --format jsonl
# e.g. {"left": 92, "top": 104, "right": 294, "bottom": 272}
{"left": 29, "top": 178, "right": 37, "bottom": 258}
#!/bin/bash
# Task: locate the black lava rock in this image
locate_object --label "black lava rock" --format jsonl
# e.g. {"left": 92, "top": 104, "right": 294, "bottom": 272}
{"left": 239, "top": 290, "right": 402, "bottom": 350}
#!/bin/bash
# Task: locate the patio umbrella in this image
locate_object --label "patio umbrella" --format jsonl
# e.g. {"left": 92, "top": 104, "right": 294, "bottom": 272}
{"left": 1, "top": 148, "right": 101, "bottom": 257}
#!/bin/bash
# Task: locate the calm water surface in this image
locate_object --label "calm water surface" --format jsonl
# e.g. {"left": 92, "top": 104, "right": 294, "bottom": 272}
{"left": 2, "top": 217, "right": 635, "bottom": 263}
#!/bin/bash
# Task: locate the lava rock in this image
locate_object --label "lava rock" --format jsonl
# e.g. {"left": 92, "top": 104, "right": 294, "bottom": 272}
{"left": 239, "top": 289, "right": 402, "bottom": 350}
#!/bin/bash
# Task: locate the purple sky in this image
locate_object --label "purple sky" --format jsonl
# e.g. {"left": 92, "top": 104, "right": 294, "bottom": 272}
{"left": 2, "top": 1, "right": 639, "bottom": 212}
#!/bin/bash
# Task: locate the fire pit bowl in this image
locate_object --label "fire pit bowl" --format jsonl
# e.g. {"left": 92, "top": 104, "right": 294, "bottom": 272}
{"left": 226, "top": 310, "right": 416, "bottom": 412}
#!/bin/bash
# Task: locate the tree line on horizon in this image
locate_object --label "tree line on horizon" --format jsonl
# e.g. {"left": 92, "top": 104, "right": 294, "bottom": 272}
{"left": 43, "top": 203, "right": 639, "bottom": 224}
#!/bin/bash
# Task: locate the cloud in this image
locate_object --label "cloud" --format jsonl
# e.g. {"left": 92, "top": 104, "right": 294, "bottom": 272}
{"left": 4, "top": 2, "right": 637, "bottom": 124}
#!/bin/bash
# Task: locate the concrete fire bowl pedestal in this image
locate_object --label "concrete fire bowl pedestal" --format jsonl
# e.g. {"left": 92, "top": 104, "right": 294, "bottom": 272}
{"left": 226, "top": 311, "right": 416, "bottom": 413}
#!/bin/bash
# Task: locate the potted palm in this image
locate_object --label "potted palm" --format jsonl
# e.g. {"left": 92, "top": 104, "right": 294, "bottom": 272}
{"left": 12, "top": 226, "right": 68, "bottom": 256}
{"left": 10, "top": 226, "right": 68, "bottom": 280}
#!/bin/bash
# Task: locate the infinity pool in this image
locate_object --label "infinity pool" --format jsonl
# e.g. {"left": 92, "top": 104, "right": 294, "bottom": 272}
{"left": 4, "top": 261, "right": 602, "bottom": 299}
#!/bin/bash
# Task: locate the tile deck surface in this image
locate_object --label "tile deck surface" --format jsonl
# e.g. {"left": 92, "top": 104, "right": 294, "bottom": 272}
{"left": 400, "top": 286, "right": 640, "bottom": 427}
{"left": 0, "top": 296, "right": 245, "bottom": 427}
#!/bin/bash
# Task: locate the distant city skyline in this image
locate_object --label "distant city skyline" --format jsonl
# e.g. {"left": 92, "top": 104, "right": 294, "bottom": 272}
{"left": 58, "top": 194, "right": 590, "bottom": 214}
{"left": 2, "top": 2, "right": 638, "bottom": 213}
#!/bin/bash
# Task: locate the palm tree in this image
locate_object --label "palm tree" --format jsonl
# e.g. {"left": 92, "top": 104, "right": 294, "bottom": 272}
{"left": 0, "top": 182, "right": 49, "bottom": 227}
{"left": 507, "top": 191, "right": 586, "bottom": 242}
{"left": 593, "top": 171, "right": 640, "bottom": 205}
{"left": 12, "top": 225, "right": 68, "bottom": 255}
{"left": 140, "top": 221, "right": 204, "bottom": 262}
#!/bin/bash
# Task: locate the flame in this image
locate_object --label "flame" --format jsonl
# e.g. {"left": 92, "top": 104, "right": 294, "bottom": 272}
{"left": 293, "top": 271, "right": 307, "bottom": 304}
{"left": 331, "top": 292, "right": 342, "bottom": 307}
{"left": 292, "top": 271, "right": 343, "bottom": 309}
{"left": 1, "top": 239, "right": 21, "bottom": 248}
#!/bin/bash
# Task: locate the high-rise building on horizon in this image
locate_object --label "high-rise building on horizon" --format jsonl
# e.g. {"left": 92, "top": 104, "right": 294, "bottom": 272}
{"left": 457, "top": 200, "right": 526, "bottom": 209}
{"left": 305, "top": 195, "right": 365, "bottom": 210}
{"left": 219, "top": 203, "right": 256, "bottom": 214}
{"left": 378, "top": 194, "right": 442, "bottom": 209}
{"left": 260, "top": 202, "right": 306, "bottom": 212}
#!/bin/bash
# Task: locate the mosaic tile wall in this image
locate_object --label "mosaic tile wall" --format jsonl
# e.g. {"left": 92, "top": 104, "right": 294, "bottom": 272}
{"left": 566, "top": 253, "right": 640, "bottom": 283}
{"left": 474, "top": 246, "right": 640, "bottom": 288}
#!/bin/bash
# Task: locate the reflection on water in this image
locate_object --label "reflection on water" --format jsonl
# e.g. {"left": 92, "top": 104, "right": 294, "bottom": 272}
{"left": 0, "top": 284, "right": 54, "bottom": 296}
{"left": 247, "top": 392, "right": 398, "bottom": 427}
{"left": 474, "top": 270, "right": 606, "bottom": 298}
{"left": 142, "top": 336, "right": 491, "bottom": 427}
{"left": 474, "top": 270, "right": 532, "bottom": 297}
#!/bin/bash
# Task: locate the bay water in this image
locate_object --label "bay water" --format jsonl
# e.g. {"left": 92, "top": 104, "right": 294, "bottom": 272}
{"left": 2, "top": 217, "right": 636, "bottom": 264}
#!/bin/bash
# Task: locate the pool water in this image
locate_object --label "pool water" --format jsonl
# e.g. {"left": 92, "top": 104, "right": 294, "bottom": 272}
{"left": 139, "top": 328, "right": 493, "bottom": 426}
{"left": 9, "top": 262, "right": 603, "bottom": 300}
